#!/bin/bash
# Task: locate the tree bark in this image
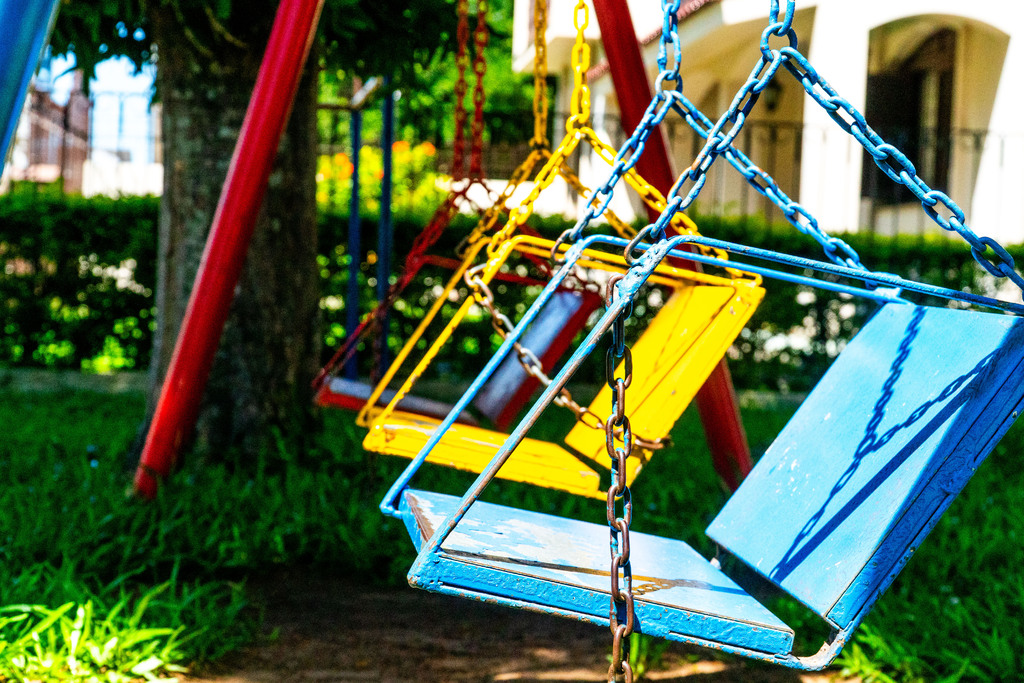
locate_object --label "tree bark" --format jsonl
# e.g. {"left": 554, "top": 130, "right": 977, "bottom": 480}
{"left": 143, "top": 5, "right": 321, "bottom": 465}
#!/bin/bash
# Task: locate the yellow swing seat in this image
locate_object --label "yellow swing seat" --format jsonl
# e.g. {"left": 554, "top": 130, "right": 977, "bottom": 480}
{"left": 362, "top": 235, "right": 764, "bottom": 498}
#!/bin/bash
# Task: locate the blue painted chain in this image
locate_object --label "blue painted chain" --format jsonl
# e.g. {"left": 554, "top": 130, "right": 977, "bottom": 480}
{"left": 554, "top": 0, "right": 861, "bottom": 269}
{"left": 655, "top": 0, "right": 682, "bottom": 90}
{"left": 775, "top": 46, "right": 1024, "bottom": 295}
{"left": 652, "top": 1, "right": 798, "bottom": 231}
{"left": 552, "top": 93, "right": 679, "bottom": 257}
{"left": 552, "top": 0, "right": 687, "bottom": 258}
{"left": 668, "top": 90, "right": 863, "bottom": 269}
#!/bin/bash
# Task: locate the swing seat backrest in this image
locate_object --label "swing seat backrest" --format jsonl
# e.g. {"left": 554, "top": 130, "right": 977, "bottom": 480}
{"left": 707, "top": 303, "right": 1024, "bottom": 632}
{"left": 474, "top": 289, "right": 603, "bottom": 429}
{"left": 364, "top": 235, "right": 762, "bottom": 499}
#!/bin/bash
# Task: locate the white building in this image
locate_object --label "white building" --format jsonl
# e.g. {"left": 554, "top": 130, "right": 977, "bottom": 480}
{"left": 513, "top": 0, "right": 1024, "bottom": 243}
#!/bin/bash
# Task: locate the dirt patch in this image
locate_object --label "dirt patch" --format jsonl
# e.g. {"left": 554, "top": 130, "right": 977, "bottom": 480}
{"left": 182, "top": 571, "right": 853, "bottom": 683}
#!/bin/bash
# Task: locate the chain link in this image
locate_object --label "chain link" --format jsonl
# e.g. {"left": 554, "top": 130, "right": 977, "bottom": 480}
{"left": 469, "top": 0, "right": 489, "bottom": 178}
{"left": 465, "top": 266, "right": 604, "bottom": 426}
{"left": 451, "top": 0, "right": 471, "bottom": 181}
{"left": 605, "top": 274, "right": 635, "bottom": 683}
{"left": 531, "top": 0, "right": 549, "bottom": 148}
{"left": 632, "top": 0, "right": 1021, "bottom": 297}
{"left": 567, "top": 0, "right": 592, "bottom": 132}
{"left": 666, "top": 89, "right": 864, "bottom": 269}
{"left": 459, "top": 149, "right": 548, "bottom": 254}
{"left": 774, "top": 45, "right": 1024, "bottom": 295}
{"left": 655, "top": 0, "right": 682, "bottom": 91}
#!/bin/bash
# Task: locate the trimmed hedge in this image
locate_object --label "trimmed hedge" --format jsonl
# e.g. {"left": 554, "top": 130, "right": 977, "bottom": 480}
{"left": 1, "top": 188, "right": 1014, "bottom": 391}
{"left": 0, "top": 187, "right": 158, "bottom": 372}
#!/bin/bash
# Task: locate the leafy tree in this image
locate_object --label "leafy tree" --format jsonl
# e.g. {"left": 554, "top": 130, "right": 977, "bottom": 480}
{"left": 49, "top": 0, "right": 456, "bottom": 469}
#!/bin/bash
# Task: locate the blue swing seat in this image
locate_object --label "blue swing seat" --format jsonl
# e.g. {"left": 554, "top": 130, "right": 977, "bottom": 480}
{"left": 401, "top": 302, "right": 1024, "bottom": 669}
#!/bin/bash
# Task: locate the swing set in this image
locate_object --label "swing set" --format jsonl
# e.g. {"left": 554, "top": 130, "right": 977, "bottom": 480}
{"left": 381, "top": 0, "right": 1024, "bottom": 673}
{"left": 313, "top": 0, "right": 763, "bottom": 498}
{"left": 90, "top": 0, "right": 1024, "bottom": 671}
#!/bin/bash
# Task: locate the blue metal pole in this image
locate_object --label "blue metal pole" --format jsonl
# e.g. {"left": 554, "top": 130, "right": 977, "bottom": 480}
{"left": 0, "top": 0, "right": 61, "bottom": 176}
{"left": 376, "top": 82, "right": 395, "bottom": 371}
{"left": 344, "top": 108, "right": 363, "bottom": 380}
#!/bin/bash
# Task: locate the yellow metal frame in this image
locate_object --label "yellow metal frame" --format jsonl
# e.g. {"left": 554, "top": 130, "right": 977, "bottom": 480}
{"left": 351, "top": 0, "right": 762, "bottom": 497}
{"left": 362, "top": 235, "right": 764, "bottom": 498}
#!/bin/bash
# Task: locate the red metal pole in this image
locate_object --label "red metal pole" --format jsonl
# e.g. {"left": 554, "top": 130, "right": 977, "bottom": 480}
{"left": 592, "top": 0, "right": 752, "bottom": 490}
{"left": 134, "top": 0, "right": 325, "bottom": 498}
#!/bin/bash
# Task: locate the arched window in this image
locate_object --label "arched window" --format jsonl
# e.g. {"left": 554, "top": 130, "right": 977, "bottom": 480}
{"left": 862, "top": 28, "right": 954, "bottom": 205}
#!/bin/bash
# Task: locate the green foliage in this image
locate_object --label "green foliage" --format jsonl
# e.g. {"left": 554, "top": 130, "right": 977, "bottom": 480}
{"left": 0, "top": 390, "right": 256, "bottom": 680}
{"left": 392, "top": 0, "right": 538, "bottom": 147}
{"left": 319, "top": 0, "right": 458, "bottom": 87}
{"left": 316, "top": 141, "right": 447, "bottom": 220}
{"left": 48, "top": 2, "right": 151, "bottom": 92}
{"left": 5, "top": 190, "right": 1020, "bottom": 391}
{"left": 0, "top": 187, "right": 157, "bottom": 371}
{"left": 627, "top": 632, "right": 671, "bottom": 680}
{"left": 51, "top": 0, "right": 458, "bottom": 92}
{"left": 837, "top": 429, "right": 1024, "bottom": 682}
{"left": 6, "top": 377, "right": 1024, "bottom": 680}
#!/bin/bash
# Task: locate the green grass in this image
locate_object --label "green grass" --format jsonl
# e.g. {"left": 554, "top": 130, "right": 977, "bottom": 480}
{"left": 1, "top": 388, "right": 1023, "bottom": 681}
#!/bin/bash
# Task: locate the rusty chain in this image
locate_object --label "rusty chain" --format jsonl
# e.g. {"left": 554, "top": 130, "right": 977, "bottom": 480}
{"left": 606, "top": 273, "right": 635, "bottom": 683}
{"left": 465, "top": 266, "right": 606, "bottom": 429}
{"left": 462, "top": 259, "right": 667, "bottom": 449}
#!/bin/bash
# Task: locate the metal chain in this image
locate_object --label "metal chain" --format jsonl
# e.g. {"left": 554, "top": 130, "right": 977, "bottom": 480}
{"left": 655, "top": 0, "right": 682, "bottom": 91}
{"left": 606, "top": 274, "right": 635, "bottom": 683}
{"left": 465, "top": 266, "right": 605, "bottom": 428}
{"left": 464, "top": 264, "right": 667, "bottom": 450}
{"left": 487, "top": 135, "right": 583, "bottom": 253}
{"left": 532, "top": 0, "right": 550, "bottom": 149}
{"left": 548, "top": 0, "right": 863, "bottom": 276}
{"left": 621, "top": 0, "right": 1024, "bottom": 298}
{"left": 469, "top": 0, "right": 489, "bottom": 178}
{"left": 458, "top": 0, "right": 552, "bottom": 254}
{"left": 775, "top": 44, "right": 1024, "bottom": 295}
{"left": 654, "top": 3, "right": 797, "bottom": 235}
{"left": 667, "top": 90, "right": 864, "bottom": 269}
{"left": 458, "top": 148, "right": 549, "bottom": 254}
{"left": 548, "top": 0, "right": 728, "bottom": 269}
{"left": 566, "top": 0, "right": 592, "bottom": 132}
{"left": 316, "top": 186, "right": 474, "bottom": 384}
{"left": 451, "top": 0, "right": 471, "bottom": 181}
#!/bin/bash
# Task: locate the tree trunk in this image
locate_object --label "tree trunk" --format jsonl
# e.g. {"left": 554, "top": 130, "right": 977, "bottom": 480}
{"left": 143, "top": 6, "right": 321, "bottom": 466}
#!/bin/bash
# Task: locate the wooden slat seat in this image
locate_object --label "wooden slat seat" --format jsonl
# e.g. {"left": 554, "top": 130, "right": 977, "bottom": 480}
{"left": 402, "top": 488, "right": 795, "bottom": 656}
{"left": 402, "top": 303, "right": 1024, "bottom": 669}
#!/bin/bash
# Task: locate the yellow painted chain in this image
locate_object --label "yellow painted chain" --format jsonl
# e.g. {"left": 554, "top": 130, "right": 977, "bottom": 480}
{"left": 566, "top": 0, "right": 591, "bottom": 132}
{"left": 557, "top": 159, "right": 636, "bottom": 241}
{"left": 483, "top": 0, "right": 594, "bottom": 254}
{"left": 458, "top": 147, "right": 550, "bottom": 255}
{"left": 531, "top": 0, "right": 549, "bottom": 149}
{"left": 474, "top": 0, "right": 757, "bottom": 285}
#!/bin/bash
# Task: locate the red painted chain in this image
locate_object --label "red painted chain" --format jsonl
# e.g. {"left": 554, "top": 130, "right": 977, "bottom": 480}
{"left": 468, "top": 0, "right": 489, "bottom": 178}
{"left": 451, "top": 0, "right": 471, "bottom": 181}
{"left": 313, "top": 185, "right": 472, "bottom": 387}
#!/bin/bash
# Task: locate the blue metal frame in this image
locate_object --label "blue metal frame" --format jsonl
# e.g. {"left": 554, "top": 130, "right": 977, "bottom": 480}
{"left": 0, "top": 0, "right": 61, "bottom": 176}
{"left": 384, "top": 232, "right": 1024, "bottom": 670}
{"left": 375, "top": 84, "right": 396, "bottom": 371}
{"left": 403, "top": 232, "right": 1017, "bottom": 549}
{"left": 381, "top": 233, "right": 1024, "bottom": 517}
{"left": 343, "top": 108, "right": 363, "bottom": 380}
